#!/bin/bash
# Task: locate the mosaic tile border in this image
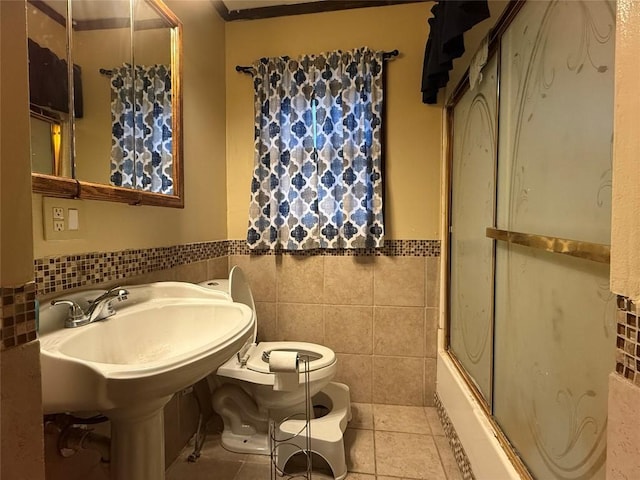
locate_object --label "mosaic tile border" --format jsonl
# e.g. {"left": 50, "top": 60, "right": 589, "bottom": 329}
{"left": 228, "top": 239, "right": 441, "bottom": 256}
{"left": 35, "top": 241, "right": 230, "bottom": 295}
{"left": 615, "top": 295, "right": 640, "bottom": 386}
{"left": 1, "top": 282, "right": 38, "bottom": 350}
{"left": 435, "top": 393, "right": 475, "bottom": 480}
{"left": 34, "top": 239, "right": 441, "bottom": 296}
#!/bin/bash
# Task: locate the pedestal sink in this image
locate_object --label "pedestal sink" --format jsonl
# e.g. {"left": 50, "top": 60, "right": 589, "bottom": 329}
{"left": 39, "top": 282, "right": 254, "bottom": 480}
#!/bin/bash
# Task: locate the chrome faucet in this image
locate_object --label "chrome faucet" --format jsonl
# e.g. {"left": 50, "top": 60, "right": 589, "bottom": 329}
{"left": 52, "top": 287, "right": 129, "bottom": 328}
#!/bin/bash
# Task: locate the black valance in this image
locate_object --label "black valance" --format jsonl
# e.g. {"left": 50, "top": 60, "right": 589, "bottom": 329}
{"left": 28, "top": 38, "right": 84, "bottom": 118}
{"left": 421, "top": 0, "right": 490, "bottom": 104}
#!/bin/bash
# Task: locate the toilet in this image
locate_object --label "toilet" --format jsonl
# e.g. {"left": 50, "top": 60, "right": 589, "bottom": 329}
{"left": 199, "top": 266, "right": 351, "bottom": 479}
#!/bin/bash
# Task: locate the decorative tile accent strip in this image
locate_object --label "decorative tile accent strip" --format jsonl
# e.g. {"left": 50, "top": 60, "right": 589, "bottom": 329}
{"left": 35, "top": 239, "right": 440, "bottom": 296}
{"left": 615, "top": 295, "right": 640, "bottom": 386}
{"left": 228, "top": 239, "right": 441, "bottom": 257}
{"left": 1, "top": 282, "right": 38, "bottom": 350}
{"left": 435, "top": 393, "right": 476, "bottom": 480}
{"left": 35, "top": 241, "right": 229, "bottom": 295}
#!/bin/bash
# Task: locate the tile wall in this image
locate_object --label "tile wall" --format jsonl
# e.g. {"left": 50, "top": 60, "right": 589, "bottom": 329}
{"left": 33, "top": 239, "right": 441, "bottom": 406}
{"left": 606, "top": 296, "right": 640, "bottom": 479}
{"left": 33, "top": 239, "right": 441, "bottom": 478}
{"left": 615, "top": 295, "right": 640, "bottom": 384}
{"left": 435, "top": 394, "right": 475, "bottom": 480}
{"left": 1, "top": 282, "right": 38, "bottom": 349}
{"left": 228, "top": 247, "right": 441, "bottom": 407}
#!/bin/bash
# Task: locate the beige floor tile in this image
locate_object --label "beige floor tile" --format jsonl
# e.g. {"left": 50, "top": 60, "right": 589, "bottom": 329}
{"left": 345, "top": 474, "right": 376, "bottom": 479}
{"left": 166, "top": 458, "right": 242, "bottom": 480}
{"left": 375, "top": 431, "right": 446, "bottom": 479}
{"left": 242, "top": 453, "right": 271, "bottom": 464}
{"left": 233, "top": 461, "right": 271, "bottom": 479}
{"left": 373, "top": 404, "right": 430, "bottom": 434}
{"left": 424, "top": 407, "right": 445, "bottom": 436}
{"left": 344, "top": 428, "right": 376, "bottom": 474}
{"left": 434, "top": 436, "right": 464, "bottom": 480}
{"left": 193, "top": 434, "right": 248, "bottom": 463}
{"left": 349, "top": 403, "right": 374, "bottom": 430}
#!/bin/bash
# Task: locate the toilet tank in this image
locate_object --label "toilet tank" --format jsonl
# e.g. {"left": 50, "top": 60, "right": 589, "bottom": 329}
{"left": 198, "top": 279, "right": 230, "bottom": 297}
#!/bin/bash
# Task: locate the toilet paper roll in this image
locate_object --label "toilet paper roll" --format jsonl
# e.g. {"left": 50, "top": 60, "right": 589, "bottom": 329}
{"left": 268, "top": 351, "right": 299, "bottom": 373}
{"left": 269, "top": 351, "right": 300, "bottom": 391}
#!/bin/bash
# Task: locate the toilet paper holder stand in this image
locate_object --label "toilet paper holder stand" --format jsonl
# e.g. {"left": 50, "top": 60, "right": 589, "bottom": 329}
{"left": 269, "top": 354, "right": 312, "bottom": 479}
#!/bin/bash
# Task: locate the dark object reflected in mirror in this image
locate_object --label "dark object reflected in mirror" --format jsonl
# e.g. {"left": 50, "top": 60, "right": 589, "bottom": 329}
{"left": 27, "top": 0, "right": 183, "bottom": 208}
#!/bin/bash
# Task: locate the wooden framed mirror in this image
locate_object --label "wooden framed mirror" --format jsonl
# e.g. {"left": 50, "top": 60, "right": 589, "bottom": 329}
{"left": 28, "top": 0, "right": 183, "bottom": 207}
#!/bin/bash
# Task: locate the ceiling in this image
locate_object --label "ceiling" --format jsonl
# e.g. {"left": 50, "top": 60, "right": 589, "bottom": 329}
{"left": 215, "top": 0, "right": 428, "bottom": 21}
{"left": 222, "top": 0, "right": 323, "bottom": 11}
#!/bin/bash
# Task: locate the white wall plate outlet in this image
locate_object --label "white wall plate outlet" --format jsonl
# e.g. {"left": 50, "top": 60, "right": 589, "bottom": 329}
{"left": 43, "top": 197, "right": 84, "bottom": 240}
{"left": 52, "top": 207, "right": 64, "bottom": 219}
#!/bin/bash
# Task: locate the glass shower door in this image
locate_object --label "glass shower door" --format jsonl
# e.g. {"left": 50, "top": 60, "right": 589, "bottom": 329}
{"left": 448, "top": 55, "right": 498, "bottom": 404}
{"left": 447, "top": 1, "right": 617, "bottom": 478}
{"left": 492, "top": 1, "right": 616, "bottom": 478}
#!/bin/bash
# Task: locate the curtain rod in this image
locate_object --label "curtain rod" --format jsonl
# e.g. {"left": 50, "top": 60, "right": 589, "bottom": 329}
{"left": 235, "top": 49, "right": 399, "bottom": 74}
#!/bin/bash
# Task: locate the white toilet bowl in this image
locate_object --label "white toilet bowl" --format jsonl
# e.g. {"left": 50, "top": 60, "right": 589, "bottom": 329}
{"left": 217, "top": 340, "right": 337, "bottom": 410}
{"left": 199, "top": 266, "right": 346, "bottom": 465}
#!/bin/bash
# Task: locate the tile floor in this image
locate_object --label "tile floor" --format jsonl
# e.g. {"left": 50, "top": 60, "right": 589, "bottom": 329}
{"left": 166, "top": 403, "right": 463, "bottom": 480}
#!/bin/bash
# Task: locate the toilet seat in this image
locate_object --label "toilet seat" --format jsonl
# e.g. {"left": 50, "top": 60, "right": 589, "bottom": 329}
{"left": 246, "top": 341, "right": 335, "bottom": 373}
{"left": 199, "top": 268, "right": 337, "bottom": 387}
{"left": 217, "top": 341, "right": 336, "bottom": 386}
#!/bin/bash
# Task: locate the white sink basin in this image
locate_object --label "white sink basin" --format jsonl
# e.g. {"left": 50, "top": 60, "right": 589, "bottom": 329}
{"left": 38, "top": 281, "right": 252, "bottom": 480}
{"left": 40, "top": 281, "right": 249, "bottom": 413}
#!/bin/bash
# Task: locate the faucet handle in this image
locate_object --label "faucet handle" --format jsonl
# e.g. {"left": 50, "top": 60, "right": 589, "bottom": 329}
{"left": 51, "top": 300, "right": 90, "bottom": 328}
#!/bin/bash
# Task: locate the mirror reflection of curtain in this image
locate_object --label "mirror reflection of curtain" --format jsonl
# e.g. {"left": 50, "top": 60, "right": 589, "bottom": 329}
{"left": 247, "top": 47, "right": 385, "bottom": 250}
{"left": 110, "top": 64, "right": 173, "bottom": 194}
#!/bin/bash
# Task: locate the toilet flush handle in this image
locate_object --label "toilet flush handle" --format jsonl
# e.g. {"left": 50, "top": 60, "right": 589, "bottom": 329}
{"left": 236, "top": 343, "right": 252, "bottom": 366}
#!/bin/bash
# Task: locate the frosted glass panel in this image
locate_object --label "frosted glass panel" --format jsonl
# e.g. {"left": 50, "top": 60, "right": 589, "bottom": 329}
{"left": 449, "top": 55, "right": 498, "bottom": 403}
{"left": 496, "top": 0, "right": 615, "bottom": 244}
{"left": 493, "top": 243, "right": 615, "bottom": 479}
{"left": 492, "top": 1, "right": 616, "bottom": 479}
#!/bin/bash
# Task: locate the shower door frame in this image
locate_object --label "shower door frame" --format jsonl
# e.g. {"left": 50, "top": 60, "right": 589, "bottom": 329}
{"left": 442, "top": 1, "right": 612, "bottom": 478}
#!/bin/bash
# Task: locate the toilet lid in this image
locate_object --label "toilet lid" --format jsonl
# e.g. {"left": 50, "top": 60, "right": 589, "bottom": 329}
{"left": 229, "top": 266, "right": 258, "bottom": 343}
{"left": 246, "top": 342, "right": 336, "bottom": 374}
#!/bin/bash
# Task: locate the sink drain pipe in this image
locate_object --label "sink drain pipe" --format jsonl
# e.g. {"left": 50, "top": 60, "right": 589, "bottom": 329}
{"left": 59, "top": 424, "right": 111, "bottom": 463}
{"left": 45, "top": 414, "right": 111, "bottom": 464}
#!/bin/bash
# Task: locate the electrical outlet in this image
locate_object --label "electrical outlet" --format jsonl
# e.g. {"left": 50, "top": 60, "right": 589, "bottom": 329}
{"left": 52, "top": 207, "right": 64, "bottom": 219}
{"left": 43, "top": 197, "right": 83, "bottom": 240}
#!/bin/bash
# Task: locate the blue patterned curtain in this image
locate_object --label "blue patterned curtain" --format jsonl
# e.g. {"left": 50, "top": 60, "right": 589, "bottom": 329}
{"left": 110, "top": 64, "right": 173, "bottom": 194}
{"left": 247, "top": 47, "right": 384, "bottom": 250}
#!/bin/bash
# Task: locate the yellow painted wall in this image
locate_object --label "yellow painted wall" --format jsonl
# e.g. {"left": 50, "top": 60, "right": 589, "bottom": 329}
{"left": 611, "top": 0, "right": 640, "bottom": 301}
{"left": 2, "top": 0, "right": 36, "bottom": 285}
{"left": 225, "top": 2, "right": 441, "bottom": 240}
{"left": 26, "top": 3, "right": 66, "bottom": 60}
{"left": 32, "top": 0, "right": 228, "bottom": 258}
{"left": 1, "top": 4, "right": 46, "bottom": 479}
